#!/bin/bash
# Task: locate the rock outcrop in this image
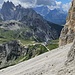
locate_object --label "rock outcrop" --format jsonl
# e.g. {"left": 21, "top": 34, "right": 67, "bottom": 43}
{"left": 0, "top": 40, "right": 27, "bottom": 68}
{"left": 67, "top": 40, "right": 75, "bottom": 63}
{"left": 0, "top": 40, "right": 49, "bottom": 69}
{"left": 58, "top": 40, "right": 75, "bottom": 75}
{"left": 34, "top": 6, "right": 67, "bottom": 25}
{"left": 58, "top": 1, "right": 75, "bottom": 74}
{"left": 0, "top": 41, "right": 72, "bottom": 75}
{"left": 59, "top": 0, "right": 75, "bottom": 46}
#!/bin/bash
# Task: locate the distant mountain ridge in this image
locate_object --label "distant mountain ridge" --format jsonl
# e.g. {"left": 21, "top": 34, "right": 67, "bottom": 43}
{"left": 0, "top": 1, "right": 63, "bottom": 42}
{"left": 0, "top": 1, "right": 36, "bottom": 21}
{"left": 33, "top": 5, "right": 67, "bottom": 25}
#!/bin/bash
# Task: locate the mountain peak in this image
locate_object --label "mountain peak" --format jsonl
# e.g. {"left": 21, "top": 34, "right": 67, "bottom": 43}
{"left": 1, "top": 1, "right": 16, "bottom": 20}
{"left": 16, "top": 4, "right": 22, "bottom": 9}
{"left": 34, "top": 5, "right": 67, "bottom": 25}
{"left": 2, "top": 1, "right": 15, "bottom": 9}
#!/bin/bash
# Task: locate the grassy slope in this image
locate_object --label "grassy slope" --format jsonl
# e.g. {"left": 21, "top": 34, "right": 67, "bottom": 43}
{"left": 0, "top": 28, "right": 59, "bottom": 69}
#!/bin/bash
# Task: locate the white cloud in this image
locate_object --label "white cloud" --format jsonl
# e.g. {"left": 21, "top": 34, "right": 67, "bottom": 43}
{"left": 18, "top": 0, "right": 56, "bottom": 8}
{"left": 46, "top": 1, "right": 62, "bottom": 10}
{"left": 62, "top": 2, "right": 71, "bottom": 11}
{"left": 47, "top": 1, "right": 71, "bottom": 11}
{"left": 18, "top": 0, "right": 71, "bottom": 11}
{"left": 19, "top": 0, "right": 37, "bottom": 8}
{"left": 4, "top": 0, "right": 20, "bottom": 5}
{"left": 19, "top": 0, "right": 56, "bottom": 6}
{"left": 55, "top": 1, "right": 62, "bottom": 6}
{"left": 2, "top": 0, "right": 36, "bottom": 8}
{"left": 0, "top": 0, "right": 71, "bottom": 11}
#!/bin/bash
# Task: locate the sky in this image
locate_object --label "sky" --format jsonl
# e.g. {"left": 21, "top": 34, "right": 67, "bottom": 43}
{"left": 56, "top": 0, "right": 71, "bottom": 4}
{"left": 0, "top": 0, "right": 72, "bottom": 11}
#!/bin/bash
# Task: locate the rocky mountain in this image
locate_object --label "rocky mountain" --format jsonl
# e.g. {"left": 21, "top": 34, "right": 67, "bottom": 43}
{"left": 1, "top": 1, "right": 36, "bottom": 21}
{"left": 0, "top": 40, "right": 73, "bottom": 75}
{"left": 0, "top": 1, "right": 63, "bottom": 42}
{"left": 0, "top": 33, "right": 74, "bottom": 75}
{"left": 20, "top": 12, "right": 63, "bottom": 42}
{"left": 0, "top": 40, "right": 26, "bottom": 68}
{"left": 58, "top": 40, "right": 75, "bottom": 75}
{"left": 1, "top": 1, "right": 15, "bottom": 20}
{"left": 33, "top": 6, "right": 67, "bottom": 25}
{"left": 33, "top": 6, "right": 49, "bottom": 16}
{"left": 0, "top": 1, "right": 75, "bottom": 75}
{"left": 0, "top": 40, "right": 49, "bottom": 69}
{"left": 59, "top": 0, "right": 75, "bottom": 46}
{"left": 44, "top": 9, "right": 67, "bottom": 25}
{"left": 58, "top": 1, "right": 75, "bottom": 74}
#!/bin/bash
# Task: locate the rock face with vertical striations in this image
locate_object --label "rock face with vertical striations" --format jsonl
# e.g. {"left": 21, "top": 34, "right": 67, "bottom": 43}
{"left": 57, "top": 0, "right": 75, "bottom": 74}
{"left": 59, "top": 0, "right": 75, "bottom": 46}
{"left": 0, "top": 40, "right": 27, "bottom": 69}
{"left": 57, "top": 40, "right": 75, "bottom": 75}
{"left": 0, "top": 40, "right": 49, "bottom": 69}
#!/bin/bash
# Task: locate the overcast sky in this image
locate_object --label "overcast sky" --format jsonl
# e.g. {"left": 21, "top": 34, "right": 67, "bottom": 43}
{"left": 0, "top": 0, "right": 71, "bottom": 11}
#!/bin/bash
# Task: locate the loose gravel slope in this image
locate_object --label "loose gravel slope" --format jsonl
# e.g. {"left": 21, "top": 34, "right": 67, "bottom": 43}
{"left": 0, "top": 43, "right": 72, "bottom": 75}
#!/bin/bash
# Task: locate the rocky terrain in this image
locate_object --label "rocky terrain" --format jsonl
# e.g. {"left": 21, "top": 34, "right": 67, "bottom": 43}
{"left": 0, "top": 20, "right": 22, "bottom": 30}
{"left": 0, "top": 38, "right": 75, "bottom": 75}
{"left": 59, "top": 0, "right": 75, "bottom": 46}
{"left": 0, "top": 42, "right": 72, "bottom": 75}
{"left": 0, "top": 1, "right": 62, "bottom": 69}
{"left": 58, "top": 0, "right": 75, "bottom": 74}
{"left": 0, "top": 40, "right": 50, "bottom": 69}
{"left": 0, "top": 1, "right": 75, "bottom": 75}
{"left": 0, "top": 40, "right": 27, "bottom": 69}
{"left": 34, "top": 6, "right": 67, "bottom": 25}
{"left": 0, "top": 1, "right": 63, "bottom": 42}
{"left": 57, "top": 39, "right": 75, "bottom": 75}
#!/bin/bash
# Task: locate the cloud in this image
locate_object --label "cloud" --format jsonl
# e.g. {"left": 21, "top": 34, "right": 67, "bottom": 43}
{"left": 19, "top": 0, "right": 36, "bottom": 8}
{"left": 19, "top": 0, "right": 35, "bottom": 3}
{"left": 19, "top": 0, "right": 56, "bottom": 6}
{"left": 18, "top": 0, "right": 56, "bottom": 8}
{"left": 0, "top": 0, "right": 71, "bottom": 11}
{"left": 62, "top": 2, "right": 71, "bottom": 11}
{"left": 15, "top": 0, "right": 71, "bottom": 11}
{"left": 36, "top": 0, "right": 56, "bottom": 6}
{"left": 45, "top": 1, "right": 62, "bottom": 10}
{"left": 4, "top": 0, "right": 20, "bottom": 5}
{"left": 55, "top": 1, "right": 62, "bottom": 6}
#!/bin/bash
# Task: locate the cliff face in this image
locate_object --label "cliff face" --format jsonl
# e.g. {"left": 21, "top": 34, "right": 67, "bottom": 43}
{"left": 0, "top": 40, "right": 27, "bottom": 68}
{"left": 59, "top": 0, "right": 75, "bottom": 46}
{"left": 0, "top": 40, "right": 49, "bottom": 69}
{"left": 57, "top": 40, "right": 75, "bottom": 75}
{"left": 58, "top": 1, "right": 75, "bottom": 73}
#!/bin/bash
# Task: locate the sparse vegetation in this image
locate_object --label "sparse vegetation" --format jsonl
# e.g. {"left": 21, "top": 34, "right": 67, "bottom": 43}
{"left": 46, "top": 44, "right": 58, "bottom": 50}
{"left": 0, "top": 28, "right": 59, "bottom": 69}
{"left": 46, "top": 39, "right": 59, "bottom": 50}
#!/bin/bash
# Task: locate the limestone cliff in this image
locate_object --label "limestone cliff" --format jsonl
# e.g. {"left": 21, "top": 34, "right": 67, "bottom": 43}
{"left": 58, "top": 1, "right": 75, "bottom": 74}
{"left": 58, "top": 40, "right": 75, "bottom": 75}
{"left": 59, "top": 0, "right": 75, "bottom": 46}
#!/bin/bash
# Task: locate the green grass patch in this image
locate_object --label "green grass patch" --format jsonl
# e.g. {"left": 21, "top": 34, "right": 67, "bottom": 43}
{"left": 46, "top": 44, "right": 58, "bottom": 50}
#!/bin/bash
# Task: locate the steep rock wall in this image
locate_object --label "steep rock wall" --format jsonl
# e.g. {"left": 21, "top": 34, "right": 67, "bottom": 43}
{"left": 59, "top": 0, "right": 75, "bottom": 46}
